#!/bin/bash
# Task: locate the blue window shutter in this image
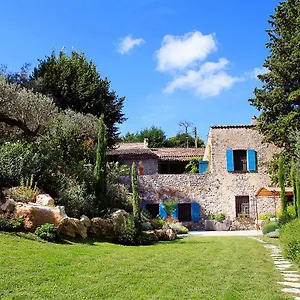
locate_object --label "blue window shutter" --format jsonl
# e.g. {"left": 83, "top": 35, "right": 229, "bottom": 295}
{"left": 247, "top": 149, "right": 257, "bottom": 171}
{"left": 226, "top": 149, "right": 234, "bottom": 171}
{"left": 171, "top": 204, "right": 178, "bottom": 219}
{"left": 192, "top": 202, "right": 200, "bottom": 221}
{"left": 159, "top": 203, "right": 167, "bottom": 219}
{"left": 199, "top": 161, "right": 209, "bottom": 174}
{"left": 140, "top": 203, "right": 146, "bottom": 209}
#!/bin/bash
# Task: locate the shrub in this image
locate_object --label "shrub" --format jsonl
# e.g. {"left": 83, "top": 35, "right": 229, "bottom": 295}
{"left": 163, "top": 201, "right": 177, "bottom": 218}
{"left": 262, "top": 221, "right": 279, "bottom": 235}
{"left": 258, "top": 213, "right": 275, "bottom": 221}
{"left": 150, "top": 216, "right": 166, "bottom": 229}
{"left": 0, "top": 214, "right": 23, "bottom": 232}
{"left": 11, "top": 175, "right": 40, "bottom": 203}
{"left": 115, "top": 215, "right": 137, "bottom": 246}
{"left": 280, "top": 218, "right": 300, "bottom": 262}
{"left": 35, "top": 223, "right": 59, "bottom": 242}
{"left": 185, "top": 157, "right": 202, "bottom": 174}
{"left": 208, "top": 213, "right": 226, "bottom": 221}
{"left": 168, "top": 222, "right": 189, "bottom": 234}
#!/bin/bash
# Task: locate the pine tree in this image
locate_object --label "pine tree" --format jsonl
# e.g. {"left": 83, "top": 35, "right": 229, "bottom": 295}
{"left": 94, "top": 114, "right": 107, "bottom": 210}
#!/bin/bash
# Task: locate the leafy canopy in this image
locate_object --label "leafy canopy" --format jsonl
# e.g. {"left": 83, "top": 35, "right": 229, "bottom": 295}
{"left": 30, "top": 50, "right": 126, "bottom": 147}
{"left": 249, "top": 0, "right": 300, "bottom": 154}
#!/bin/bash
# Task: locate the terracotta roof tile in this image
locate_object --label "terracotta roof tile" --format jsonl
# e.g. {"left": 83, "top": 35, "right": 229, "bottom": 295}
{"left": 152, "top": 148, "right": 205, "bottom": 161}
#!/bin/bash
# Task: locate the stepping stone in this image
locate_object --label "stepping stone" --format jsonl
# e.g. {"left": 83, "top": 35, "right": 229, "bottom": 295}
{"left": 294, "top": 297, "right": 300, "bottom": 300}
{"left": 282, "top": 287, "right": 300, "bottom": 294}
{"left": 274, "top": 260, "right": 291, "bottom": 264}
{"left": 278, "top": 282, "right": 300, "bottom": 288}
{"left": 284, "top": 274, "right": 300, "bottom": 278}
{"left": 276, "top": 264, "right": 292, "bottom": 269}
{"left": 282, "top": 271, "right": 298, "bottom": 273}
{"left": 284, "top": 277, "right": 299, "bottom": 282}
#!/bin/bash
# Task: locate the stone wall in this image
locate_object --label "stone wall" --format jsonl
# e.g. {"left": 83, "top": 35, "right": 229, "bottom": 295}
{"left": 122, "top": 159, "right": 158, "bottom": 175}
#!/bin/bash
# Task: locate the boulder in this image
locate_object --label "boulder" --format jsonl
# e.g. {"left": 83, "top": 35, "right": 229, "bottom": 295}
{"left": 154, "top": 229, "right": 176, "bottom": 241}
{"left": 88, "top": 217, "right": 115, "bottom": 240}
{"left": 58, "top": 217, "right": 87, "bottom": 239}
{"left": 109, "top": 210, "right": 128, "bottom": 235}
{"left": 205, "top": 220, "right": 232, "bottom": 231}
{"left": 14, "top": 202, "right": 67, "bottom": 231}
{"left": 1, "top": 198, "right": 16, "bottom": 212}
{"left": 36, "top": 194, "right": 55, "bottom": 207}
{"left": 80, "top": 215, "right": 91, "bottom": 228}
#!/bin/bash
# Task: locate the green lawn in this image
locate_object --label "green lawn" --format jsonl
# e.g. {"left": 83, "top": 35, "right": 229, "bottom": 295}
{"left": 0, "top": 233, "right": 291, "bottom": 300}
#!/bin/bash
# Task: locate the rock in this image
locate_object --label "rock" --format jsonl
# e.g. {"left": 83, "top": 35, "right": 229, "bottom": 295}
{"left": 14, "top": 202, "right": 67, "bottom": 231}
{"left": 109, "top": 210, "right": 128, "bottom": 235}
{"left": 266, "top": 229, "right": 280, "bottom": 238}
{"left": 80, "top": 215, "right": 91, "bottom": 228}
{"left": 205, "top": 220, "right": 232, "bottom": 231}
{"left": 1, "top": 198, "right": 16, "bottom": 212}
{"left": 154, "top": 229, "right": 176, "bottom": 241}
{"left": 58, "top": 217, "right": 87, "bottom": 239}
{"left": 36, "top": 194, "right": 55, "bottom": 207}
{"left": 88, "top": 217, "right": 115, "bottom": 240}
{"left": 144, "top": 230, "right": 158, "bottom": 241}
{"left": 142, "top": 222, "right": 152, "bottom": 231}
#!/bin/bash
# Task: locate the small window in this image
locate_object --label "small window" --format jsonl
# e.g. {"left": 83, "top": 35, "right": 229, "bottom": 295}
{"left": 178, "top": 203, "right": 192, "bottom": 222}
{"left": 234, "top": 150, "right": 247, "bottom": 171}
{"left": 146, "top": 204, "right": 159, "bottom": 218}
{"left": 235, "top": 196, "right": 249, "bottom": 217}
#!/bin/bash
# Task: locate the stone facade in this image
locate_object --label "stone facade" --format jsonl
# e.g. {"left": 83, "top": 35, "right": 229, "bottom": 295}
{"left": 121, "top": 124, "right": 280, "bottom": 222}
{"left": 122, "top": 159, "right": 158, "bottom": 175}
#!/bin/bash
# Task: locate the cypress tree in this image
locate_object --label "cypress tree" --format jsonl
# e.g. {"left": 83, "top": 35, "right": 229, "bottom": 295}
{"left": 278, "top": 154, "right": 287, "bottom": 215}
{"left": 94, "top": 114, "right": 107, "bottom": 211}
{"left": 290, "top": 159, "right": 298, "bottom": 217}
{"left": 131, "top": 162, "right": 140, "bottom": 221}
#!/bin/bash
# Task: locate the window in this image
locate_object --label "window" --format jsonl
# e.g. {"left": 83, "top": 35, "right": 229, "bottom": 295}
{"left": 235, "top": 196, "right": 249, "bottom": 217}
{"left": 234, "top": 150, "right": 247, "bottom": 171}
{"left": 226, "top": 149, "right": 257, "bottom": 172}
{"left": 178, "top": 203, "right": 192, "bottom": 222}
{"left": 146, "top": 204, "right": 159, "bottom": 218}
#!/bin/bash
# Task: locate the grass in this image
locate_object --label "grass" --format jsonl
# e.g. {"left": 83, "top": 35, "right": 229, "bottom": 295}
{"left": 0, "top": 233, "right": 292, "bottom": 300}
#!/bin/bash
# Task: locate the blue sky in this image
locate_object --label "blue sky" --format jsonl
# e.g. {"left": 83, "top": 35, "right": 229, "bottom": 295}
{"left": 0, "top": 0, "right": 279, "bottom": 142}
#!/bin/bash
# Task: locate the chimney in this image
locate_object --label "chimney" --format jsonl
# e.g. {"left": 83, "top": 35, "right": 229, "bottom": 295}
{"left": 144, "top": 138, "right": 149, "bottom": 148}
{"left": 251, "top": 116, "right": 258, "bottom": 125}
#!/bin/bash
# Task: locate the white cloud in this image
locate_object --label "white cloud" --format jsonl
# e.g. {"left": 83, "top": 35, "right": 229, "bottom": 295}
{"left": 117, "top": 35, "right": 145, "bottom": 54}
{"left": 249, "top": 67, "right": 269, "bottom": 79}
{"left": 155, "top": 31, "right": 217, "bottom": 72}
{"left": 164, "top": 58, "right": 243, "bottom": 97}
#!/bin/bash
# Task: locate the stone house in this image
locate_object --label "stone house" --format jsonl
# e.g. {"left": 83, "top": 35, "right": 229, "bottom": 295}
{"left": 109, "top": 120, "right": 285, "bottom": 226}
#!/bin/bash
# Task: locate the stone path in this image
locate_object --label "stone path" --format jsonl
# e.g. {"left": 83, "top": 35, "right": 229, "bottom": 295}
{"left": 250, "top": 237, "right": 300, "bottom": 299}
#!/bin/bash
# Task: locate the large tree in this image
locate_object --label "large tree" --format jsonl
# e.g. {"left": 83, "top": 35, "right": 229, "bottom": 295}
{"left": 249, "top": 0, "right": 300, "bottom": 154}
{"left": 30, "top": 50, "right": 126, "bottom": 147}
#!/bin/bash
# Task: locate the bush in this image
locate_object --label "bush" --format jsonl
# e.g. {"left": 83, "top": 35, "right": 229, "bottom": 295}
{"left": 262, "top": 221, "right": 279, "bottom": 235}
{"left": 35, "top": 223, "right": 59, "bottom": 242}
{"left": 150, "top": 216, "right": 166, "bottom": 229}
{"left": 11, "top": 175, "right": 40, "bottom": 203}
{"left": 208, "top": 213, "right": 226, "bottom": 221}
{"left": 115, "top": 215, "right": 137, "bottom": 246}
{"left": 280, "top": 218, "right": 300, "bottom": 262}
{"left": 258, "top": 213, "right": 275, "bottom": 221}
{"left": 168, "top": 222, "right": 189, "bottom": 234}
{"left": 0, "top": 214, "right": 23, "bottom": 232}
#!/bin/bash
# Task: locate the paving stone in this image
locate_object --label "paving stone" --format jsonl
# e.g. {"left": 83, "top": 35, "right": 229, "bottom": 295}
{"left": 294, "top": 297, "right": 300, "bottom": 300}
{"left": 284, "top": 274, "right": 300, "bottom": 278}
{"left": 274, "top": 261, "right": 291, "bottom": 265}
{"left": 282, "top": 271, "right": 298, "bottom": 273}
{"left": 278, "top": 282, "right": 300, "bottom": 288}
{"left": 282, "top": 288, "right": 300, "bottom": 294}
{"left": 276, "top": 264, "right": 293, "bottom": 269}
{"left": 284, "top": 277, "right": 299, "bottom": 282}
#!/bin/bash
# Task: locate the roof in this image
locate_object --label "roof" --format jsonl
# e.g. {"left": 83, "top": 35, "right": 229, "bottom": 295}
{"left": 116, "top": 142, "right": 146, "bottom": 150}
{"left": 211, "top": 125, "right": 255, "bottom": 129}
{"left": 255, "top": 187, "right": 294, "bottom": 197}
{"left": 108, "top": 148, "right": 157, "bottom": 159}
{"left": 151, "top": 148, "right": 204, "bottom": 161}
{"left": 108, "top": 143, "right": 205, "bottom": 161}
